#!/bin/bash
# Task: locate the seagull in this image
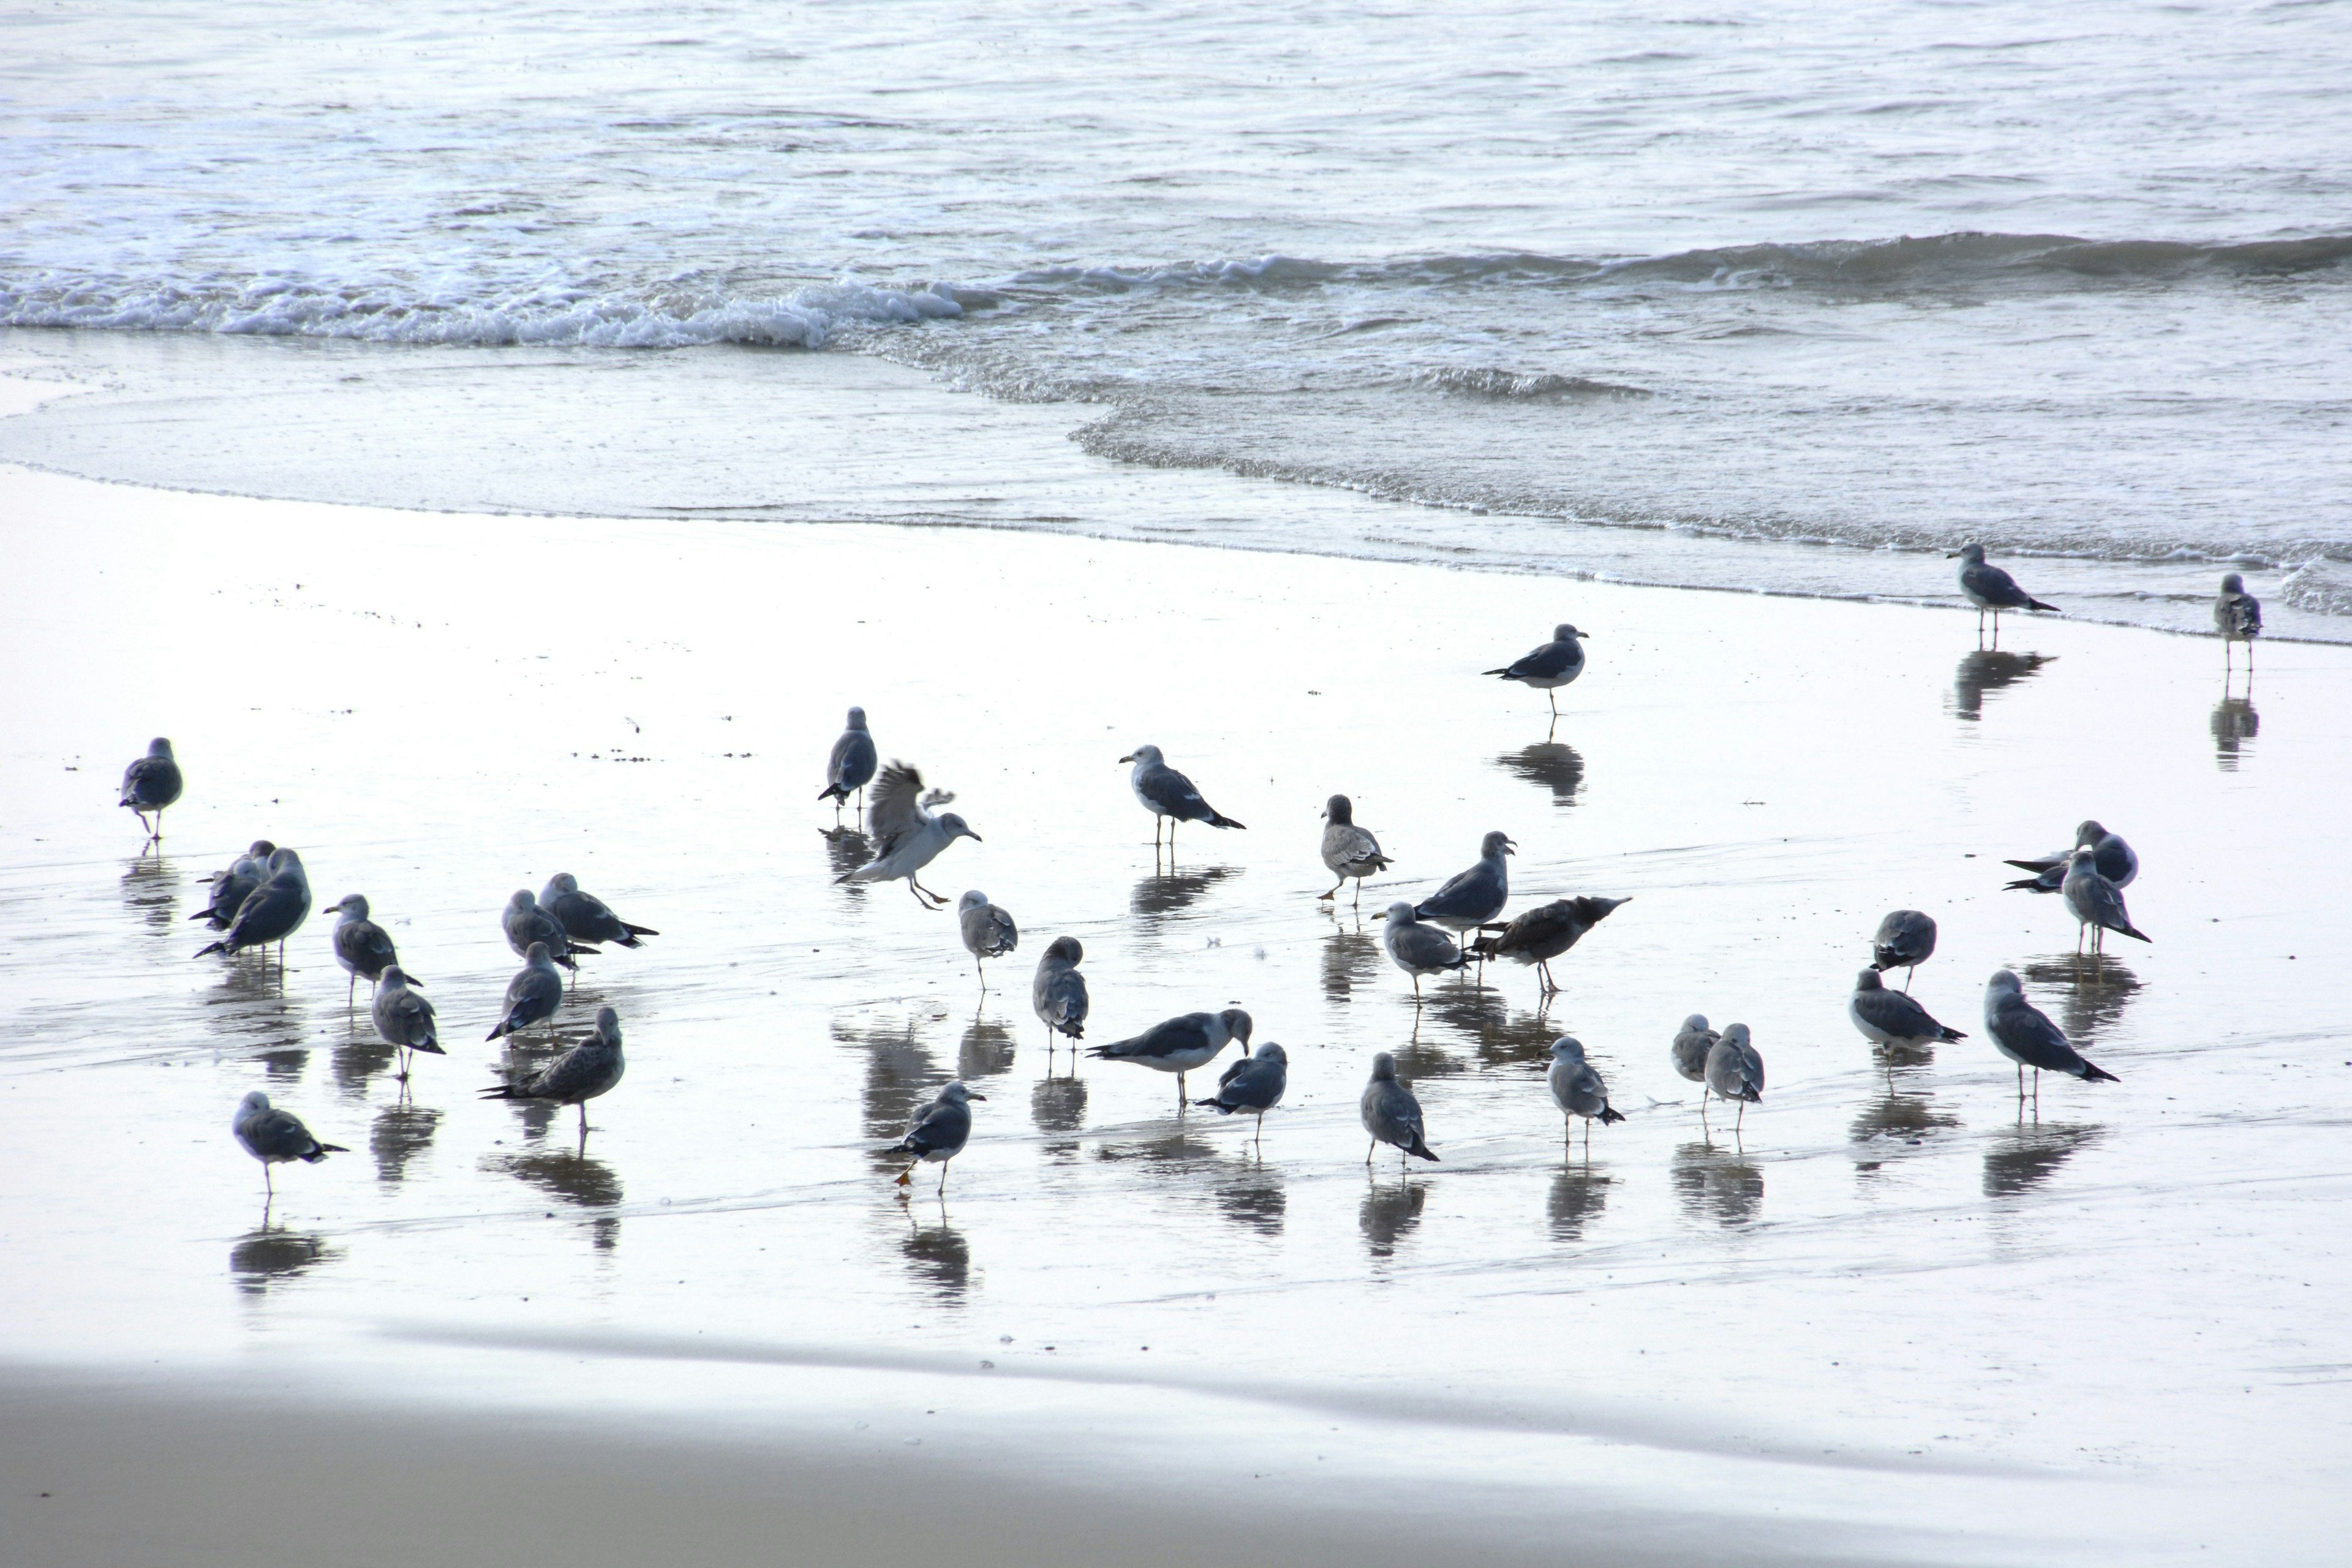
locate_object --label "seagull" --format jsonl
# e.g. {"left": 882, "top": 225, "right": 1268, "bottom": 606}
{"left": 1031, "top": 935, "right": 1090, "bottom": 1049}
{"left": 1474, "top": 895, "right": 1631, "bottom": 994}
{"left": 2005, "top": 820, "right": 2137, "bottom": 892}
{"left": 1087, "top": 1008, "right": 1252, "bottom": 1106}
{"left": 1671, "top": 1015, "right": 1719, "bottom": 1088}
{"left": 1119, "top": 745, "right": 1244, "bottom": 852}
{"left": 1547, "top": 1037, "right": 1625, "bottom": 1152}
{"left": 190, "top": 840, "right": 277, "bottom": 930}
{"left": 2062, "top": 846, "right": 2150, "bottom": 955}
{"left": 1194, "top": 1041, "right": 1288, "bottom": 1145}
{"left": 232, "top": 1090, "right": 345, "bottom": 1198}
{"left": 1869, "top": 910, "right": 1937, "bottom": 993}
{"left": 1361, "top": 1052, "right": 1439, "bottom": 1168}
{"left": 957, "top": 890, "right": 1019, "bottom": 989}
{"left": 1483, "top": 625, "right": 1588, "bottom": 717}
{"left": 371, "top": 965, "right": 443, "bottom": 1079}
{"left": 1849, "top": 968, "right": 1966, "bottom": 1048}
{"left": 837, "top": 761, "right": 980, "bottom": 908}
{"left": 1983, "top": 969, "right": 2119, "bottom": 1106}
{"left": 889, "top": 1080, "right": 984, "bottom": 1193}
{"left": 1949, "top": 543, "right": 2058, "bottom": 638}
{"left": 486, "top": 941, "right": 567, "bottom": 1044}
{"left": 503, "top": 889, "right": 595, "bottom": 976}
{"left": 1376, "top": 902, "right": 1469, "bottom": 997}
{"left": 1412, "top": 831, "right": 1514, "bottom": 946}
{"left": 2215, "top": 573, "right": 2261, "bottom": 675}
{"left": 119, "top": 737, "right": 184, "bottom": 841}
{"left": 480, "top": 1005, "right": 627, "bottom": 1139}
{"left": 1703, "top": 1023, "right": 1765, "bottom": 1137}
{"left": 1318, "top": 794, "right": 1392, "bottom": 905}
{"left": 194, "top": 848, "right": 312, "bottom": 968}
{"left": 541, "top": 873, "right": 659, "bottom": 949}
{"left": 325, "top": 894, "right": 405, "bottom": 1006}
{"left": 820, "top": 705, "right": 879, "bottom": 822}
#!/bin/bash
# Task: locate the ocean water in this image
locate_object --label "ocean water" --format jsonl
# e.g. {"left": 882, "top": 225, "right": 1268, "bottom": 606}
{"left": 4, "top": 0, "right": 2351, "bottom": 630}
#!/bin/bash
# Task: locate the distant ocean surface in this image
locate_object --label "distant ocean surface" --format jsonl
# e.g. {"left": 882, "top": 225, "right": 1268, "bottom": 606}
{"left": 6, "top": 0, "right": 2350, "bottom": 633}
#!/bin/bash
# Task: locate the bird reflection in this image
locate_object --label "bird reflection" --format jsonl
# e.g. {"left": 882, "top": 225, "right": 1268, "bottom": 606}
{"left": 958, "top": 1015, "right": 1017, "bottom": 1082}
{"left": 1952, "top": 649, "right": 2056, "bottom": 720}
{"left": 1359, "top": 1178, "right": 1427, "bottom": 1259}
{"left": 2211, "top": 695, "right": 2258, "bottom": 771}
{"left": 1547, "top": 1165, "right": 1611, "bottom": 1242}
{"left": 1093, "top": 1125, "right": 1215, "bottom": 1169}
{"left": 1320, "top": 921, "right": 1383, "bottom": 1004}
{"left": 833, "top": 1017, "right": 944, "bottom": 1144}
{"left": 1672, "top": 1142, "right": 1764, "bottom": 1227}
{"left": 1982, "top": 1123, "right": 2102, "bottom": 1197}
{"left": 2018, "top": 957, "right": 2141, "bottom": 1047}
{"left": 1848, "top": 1086, "right": 1959, "bottom": 1171}
{"left": 1218, "top": 1168, "right": 1287, "bottom": 1237}
{"left": 230, "top": 1227, "right": 340, "bottom": 1295}
{"left": 902, "top": 1208, "right": 973, "bottom": 1300}
{"left": 1030, "top": 1071, "right": 1088, "bottom": 1137}
{"left": 821, "top": 826, "right": 874, "bottom": 881}
{"left": 1493, "top": 742, "right": 1585, "bottom": 807}
{"left": 370, "top": 1102, "right": 441, "bottom": 1185}
{"left": 257, "top": 1046, "right": 309, "bottom": 1084}
{"left": 119, "top": 854, "right": 179, "bottom": 932}
{"left": 332, "top": 1035, "right": 399, "bottom": 1099}
{"left": 489, "top": 1146, "right": 624, "bottom": 1212}
{"left": 210, "top": 957, "right": 309, "bottom": 1041}
{"left": 1131, "top": 865, "right": 1239, "bottom": 923}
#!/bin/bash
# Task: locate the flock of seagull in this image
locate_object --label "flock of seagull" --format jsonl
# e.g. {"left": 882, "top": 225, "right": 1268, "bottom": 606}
{"left": 115, "top": 554, "right": 2258, "bottom": 1199}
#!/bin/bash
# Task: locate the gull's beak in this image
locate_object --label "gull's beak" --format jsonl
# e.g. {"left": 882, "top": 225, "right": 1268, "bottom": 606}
{"left": 968, "top": 1093, "right": 988, "bottom": 1101}
{"left": 1504, "top": 841, "right": 1517, "bottom": 854}
{"left": 1945, "top": 550, "right": 1963, "bottom": 559}
{"left": 1118, "top": 753, "right": 1136, "bottom": 764}
{"left": 963, "top": 829, "right": 984, "bottom": 843}
{"left": 1371, "top": 910, "right": 1389, "bottom": 920}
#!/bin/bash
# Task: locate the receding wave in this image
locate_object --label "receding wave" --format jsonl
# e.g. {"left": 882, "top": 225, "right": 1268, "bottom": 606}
{"left": 1402, "top": 368, "right": 1650, "bottom": 401}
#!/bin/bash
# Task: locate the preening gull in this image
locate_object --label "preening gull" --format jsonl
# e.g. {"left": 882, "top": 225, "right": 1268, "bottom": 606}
{"left": 191, "top": 840, "right": 276, "bottom": 930}
{"left": 1703, "top": 1024, "right": 1765, "bottom": 1137}
{"left": 119, "top": 737, "right": 184, "bottom": 841}
{"left": 1950, "top": 543, "right": 2057, "bottom": 637}
{"left": 541, "top": 873, "right": 658, "bottom": 949}
{"left": 194, "top": 848, "right": 312, "bottom": 967}
{"left": 1671, "top": 1015, "right": 1719, "bottom": 1087}
{"left": 890, "top": 1080, "right": 984, "bottom": 1193}
{"left": 1983, "top": 969, "right": 2119, "bottom": 1106}
{"left": 837, "top": 761, "right": 980, "bottom": 908}
{"left": 1869, "top": 910, "right": 1937, "bottom": 992}
{"left": 1377, "top": 901, "right": 1468, "bottom": 997}
{"left": 2005, "top": 820, "right": 2137, "bottom": 892}
{"left": 1031, "top": 936, "right": 1090, "bottom": 1049}
{"left": 1849, "top": 968, "right": 1966, "bottom": 1047}
{"left": 1319, "top": 794, "right": 1392, "bottom": 905}
{"left": 957, "top": 889, "right": 1019, "bottom": 989}
{"left": 503, "top": 888, "right": 596, "bottom": 976}
{"left": 1194, "top": 1042, "right": 1287, "bottom": 1145}
{"left": 233, "top": 1090, "right": 345, "bottom": 1197}
{"left": 1547, "top": 1036, "right": 1624, "bottom": 1151}
{"left": 481, "top": 1005, "right": 627, "bottom": 1137}
{"left": 1087, "top": 1008, "right": 1252, "bottom": 1106}
{"left": 1120, "top": 745, "right": 1244, "bottom": 851}
{"left": 1474, "top": 895, "right": 1630, "bottom": 994}
{"left": 820, "top": 705, "right": 880, "bottom": 821}
{"left": 1361, "top": 1052, "right": 1439, "bottom": 1168}
{"left": 1483, "top": 625, "right": 1588, "bottom": 716}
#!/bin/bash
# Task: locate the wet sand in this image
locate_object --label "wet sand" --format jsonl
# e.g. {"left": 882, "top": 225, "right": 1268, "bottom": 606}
{"left": 2, "top": 464, "right": 2348, "bottom": 1564}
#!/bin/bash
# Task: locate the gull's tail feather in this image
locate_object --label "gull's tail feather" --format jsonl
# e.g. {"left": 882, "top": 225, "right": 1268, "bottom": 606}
{"left": 2078, "top": 1060, "right": 2121, "bottom": 1084}
{"left": 1193, "top": 1096, "right": 1241, "bottom": 1114}
{"left": 410, "top": 1040, "right": 448, "bottom": 1056}
{"left": 1599, "top": 1106, "right": 1626, "bottom": 1125}
{"left": 195, "top": 940, "right": 230, "bottom": 958}
{"left": 2027, "top": 596, "right": 2059, "bottom": 612}
{"left": 1937, "top": 1025, "right": 1967, "bottom": 1042}
{"left": 2117, "top": 922, "right": 2152, "bottom": 943}
{"left": 478, "top": 1083, "right": 526, "bottom": 1101}
{"left": 818, "top": 783, "right": 850, "bottom": 801}
{"left": 1207, "top": 811, "right": 1245, "bottom": 830}
{"left": 623, "top": 922, "right": 659, "bottom": 938}
{"left": 301, "top": 1143, "right": 348, "bottom": 1162}
{"left": 1407, "top": 1131, "right": 1439, "bottom": 1162}
{"left": 2003, "top": 876, "right": 2057, "bottom": 893}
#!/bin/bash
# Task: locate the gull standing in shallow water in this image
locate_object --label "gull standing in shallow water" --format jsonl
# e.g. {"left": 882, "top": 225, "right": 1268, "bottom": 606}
{"left": 371, "top": 965, "right": 442, "bottom": 1080}
{"left": 1849, "top": 969, "right": 1966, "bottom": 1048}
{"left": 2062, "top": 846, "right": 2150, "bottom": 956}
{"left": 1671, "top": 1015, "right": 1720, "bottom": 1090}
{"left": 326, "top": 894, "right": 405, "bottom": 1006}
{"left": 1087, "top": 1008, "right": 1252, "bottom": 1106}
{"left": 1031, "top": 936, "right": 1089, "bottom": 1050}
{"left": 1475, "top": 895, "right": 1631, "bottom": 995}
{"left": 541, "top": 873, "right": 658, "bottom": 949}
{"left": 119, "top": 737, "right": 184, "bottom": 842}
{"left": 1983, "top": 969, "right": 2119, "bottom": 1107}
{"left": 1869, "top": 910, "right": 1937, "bottom": 993}
{"left": 1318, "top": 794, "right": 1392, "bottom": 905}
{"left": 190, "top": 840, "right": 276, "bottom": 930}
{"left": 233, "top": 1091, "right": 345, "bottom": 1199}
{"left": 1195, "top": 1041, "right": 1288, "bottom": 1147}
{"left": 838, "top": 762, "right": 979, "bottom": 908}
{"left": 1362, "top": 1052, "right": 1439, "bottom": 1168}
{"left": 2006, "top": 820, "right": 2138, "bottom": 893}
{"left": 194, "top": 848, "right": 312, "bottom": 971}
{"left": 2215, "top": 573, "right": 2261, "bottom": 675}
{"left": 890, "top": 1080, "right": 983, "bottom": 1193}
{"left": 1703, "top": 1024, "right": 1765, "bottom": 1138}
{"left": 1547, "top": 1037, "right": 1624, "bottom": 1152}
{"left": 486, "top": 942, "right": 567, "bottom": 1044}
{"left": 1483, "top": 625, "right": 1587, "bottom": 717}
{"left": 1377, "top": 902, "right": 1468, "bottom": 998}
{"left": 1120, "top": 745, "right": 1244, "bottom": 853}
{"left": 481, "top": 1006, "right": 627, "bottom": 1139}
{"left": 1950, "top": 543, "right": 2058, "bottom": 639}
{"left": 503, "top": 889, "right": 595, "bottom": 982}
{"left": 1413, "top": 831, "right": 1514, "bottom": 955}
{"left": 820, "top": 705, "right": 880, "bottom": 823}
{"left": 956, "top": 890, "right": 1018, "bottom": 990}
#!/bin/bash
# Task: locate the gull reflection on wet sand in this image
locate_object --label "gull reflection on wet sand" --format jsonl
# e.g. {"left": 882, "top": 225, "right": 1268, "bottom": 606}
{"left": 1360, "top": 1178, "right": 1427, "bottom": 1261}
{"left": 900, "top": 1207, "right": 973, "bottom": 1301}
{"left": 958, "top": 1014, "right": 1017, "bottom": 1082}
{"left": 2020, "top": 956, "right": 2143, "bottom": 1047}
{"left": 1983, "top": 1123, "right": 2105, "bottom": 1197}
{"left": 1130, "top": 865, "right": 1239, "bottom": 925}
{"left": 2211, "top": 693, "right": 2259, "bottom": 769}
{"left": 370, "top": 1101, "right": 442, "bottom": 1185}
{"left": 1492, "top": 741, "right": 1584, "bottom": 807}
{"left": 118, "top": 853, "right": 179, "bottom": 934}
{"left": 1217, "top": 1166, "right": 1287, "bottom": 1237}
{"left": 1952, "top": 649, "right": 2057, "bottom": 720}
{"left": 1672, "top": 1142, "right": 1765, "bottom": 1227}
{"left": 1547, "top": 1164, "right": 1611, "bottom": 1242}
{"left": 1319, "top": 920, "right": 1383, "bottom": 1004}
{"left": 834, "top": 1016, "right": 946, "bottom": 1147}
{"left": 230, "top": 1226, "right": 341, "bottom": 1296}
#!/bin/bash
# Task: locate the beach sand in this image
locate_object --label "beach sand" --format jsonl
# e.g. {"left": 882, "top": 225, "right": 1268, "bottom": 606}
{"left": 2, "top": 462, "right": 2348, "bottom": 1564}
